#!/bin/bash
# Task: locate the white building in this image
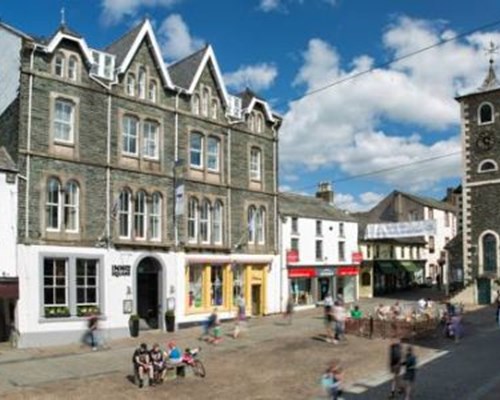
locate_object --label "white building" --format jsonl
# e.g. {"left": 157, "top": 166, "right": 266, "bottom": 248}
{"left": 0, "top": 147, "right": 18, "bottom": 342}
{"left": 279, "top": 184, "right": 360, "bottom": 308}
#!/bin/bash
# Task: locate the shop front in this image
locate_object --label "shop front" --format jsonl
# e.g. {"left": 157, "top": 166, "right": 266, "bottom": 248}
{"left": 185, "top": 261, "right": 268, "bottom": 318}
{"left": 288, "top": 266, "right": 336, "bottom": 307}
{"left": 335, "top": 266, "right": 359, "bottom": 303}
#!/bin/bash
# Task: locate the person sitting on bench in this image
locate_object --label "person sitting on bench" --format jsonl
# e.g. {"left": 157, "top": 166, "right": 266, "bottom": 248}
{"left": 133, "top": 343, "right": 154, "bottom": 388}
{"left": 150, "top": 343, "right": 166, "bottom": 383}
{"left": 166, "top": 341, "right": 183, "bottom": 364}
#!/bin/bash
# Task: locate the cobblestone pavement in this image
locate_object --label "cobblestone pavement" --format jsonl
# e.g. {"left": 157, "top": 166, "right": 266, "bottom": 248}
{"left": 0, "top": 290, "right": 486, "bottom": 399}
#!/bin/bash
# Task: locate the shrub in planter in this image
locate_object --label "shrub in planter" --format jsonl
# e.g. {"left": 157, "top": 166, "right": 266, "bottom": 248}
{"left": 129, "top": 314, "right": 140, "bottom": 337}
{"left": 165, "top": 310, "right": 175, "bottom": 332}
{"left": 77, "top": 305, "right": 100, "bottom": 317}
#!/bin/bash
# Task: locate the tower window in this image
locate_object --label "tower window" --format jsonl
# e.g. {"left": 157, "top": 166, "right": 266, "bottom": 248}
{"left": 479, "top": 103, "right": 494, "bottom": 125}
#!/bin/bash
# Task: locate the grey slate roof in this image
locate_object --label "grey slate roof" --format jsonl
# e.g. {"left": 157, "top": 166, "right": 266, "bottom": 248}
{"left": 0, "top": 147, "right": 17, "bottom": 172}
{"left": 168, "top": 46, "right": 208, "bottom": 89}
{"left": 105, "top": 21, "right": 145, "bottom": 67}
{"left": 395, "top": 190, "right": 457, "bottom": 213}
{"left": 279, "top": 192, "right": 356, "bottom": 222}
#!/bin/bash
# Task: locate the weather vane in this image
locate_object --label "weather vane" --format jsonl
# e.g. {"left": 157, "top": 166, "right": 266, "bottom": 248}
{"left": 485, "top": 41, "right": 499, "bottom": 64}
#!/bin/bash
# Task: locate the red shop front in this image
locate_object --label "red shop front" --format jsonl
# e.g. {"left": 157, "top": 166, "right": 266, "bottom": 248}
{"left": 288, "top": 268, "right": 316, "bottom": 306}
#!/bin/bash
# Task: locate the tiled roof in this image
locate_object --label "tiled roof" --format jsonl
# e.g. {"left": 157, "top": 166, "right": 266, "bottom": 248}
{"left": 279, "top": 192, "right": 356, "bottom": 222}
{"left": 105, "top": 21, "right": 145, "bottom": 67}
{"left": 0, "top": 147, "right": 17, "bottom": 172}
{"left": 168, "top": 46, "right": 208, "bottom": 89}
{"left": 396, "top": 190, "right": 457, "bottom": 213}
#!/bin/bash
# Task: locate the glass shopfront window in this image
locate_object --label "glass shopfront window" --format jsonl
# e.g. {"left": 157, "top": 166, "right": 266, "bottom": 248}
{"left": 211, "top": 265, "right": 224, "bottom": 306}
{"left": 232, "top": 265, "right": 245, "bottom": 306}
{"left": 188, "top": 265, "right": 203, "bottom": 309}
{"left": 290, "top": 278, "right": 314, "bottom": 305}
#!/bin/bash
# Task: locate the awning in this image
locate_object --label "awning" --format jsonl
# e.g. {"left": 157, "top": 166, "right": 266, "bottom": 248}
{"left": 399, "top": 261, "right": 419, "bottom": 273}
{"left": 336, "top": 266, "right": 359, "bottom": 276}
{"left": 288, "top": 268, "right": 316, "bottom": 278}
{"left": 375, "top": 261, "right": 398, "bottom": 275}
{"left": 0, "top": 278, "right": 19, "bottom": 299}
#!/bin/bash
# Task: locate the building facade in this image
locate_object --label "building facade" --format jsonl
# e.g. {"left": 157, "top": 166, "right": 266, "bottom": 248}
{"left": 280, "top": 184, "right": 359, "bottom": 307}
{"left": 456, "top": 59, "right": 500, "bottom": 304}
{"left": 0, "top": 20, "right": 281, "bottom": 347}
{"left": 0, "top": 147, "right": 18, "bottom": 342}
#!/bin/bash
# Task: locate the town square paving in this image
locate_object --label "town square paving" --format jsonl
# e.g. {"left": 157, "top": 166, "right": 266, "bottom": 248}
{"left": 0, "top": 293, "right": 492, "bottom": 399}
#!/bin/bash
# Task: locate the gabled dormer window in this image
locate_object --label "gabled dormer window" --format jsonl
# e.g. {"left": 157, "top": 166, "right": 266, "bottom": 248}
{"left": 256, "top": 113, "right": 264, "bottom": 133}
{"left": 192, "top": 94, "right": 200, "bottom": 115}
{"left": 126, "top": 74, "right": 136, "bottom": 96}
{"left": 138, "top": 67, "right": 146, "bottom": 99}
{"left": 202, "top": 87, "right": 210, "bottom": 117}
{"left": 148, "top": 80, "right": 157, "bottom": 103}
{"left": 54, "top": 53, "right": 65, "bottom": 78}
{"left": 248, "top": 113, "right": 255, "bottom": 131}
{"left": 68, "top": 56, "right": 78, "bottom": 81}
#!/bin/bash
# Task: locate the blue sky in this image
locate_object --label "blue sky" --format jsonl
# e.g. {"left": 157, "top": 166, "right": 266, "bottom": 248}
{"left": 2, "top": 0, "right": 500, "bottom": 210}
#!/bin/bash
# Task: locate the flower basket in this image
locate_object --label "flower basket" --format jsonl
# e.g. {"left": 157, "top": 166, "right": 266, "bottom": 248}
{"left": 77, "top": 305, "right": 100, "bottom": 317}
{"left": 44, "top": 306, "right": 70, "bottom": 318}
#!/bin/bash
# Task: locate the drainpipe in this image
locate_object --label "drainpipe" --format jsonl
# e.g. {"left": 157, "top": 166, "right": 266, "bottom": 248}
{"left": 173, "top": 88, "right": 185, "bottom": 248}
{"left": 272, "top": 119, "right": 282, "bottom": 311}
{"left": 228, "top": 127, "right": 232, "bottom": 247}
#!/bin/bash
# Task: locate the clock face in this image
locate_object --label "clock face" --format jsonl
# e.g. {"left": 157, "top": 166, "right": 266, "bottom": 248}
{"left": 476, "top": 131, "right": 495, "bottom": 151}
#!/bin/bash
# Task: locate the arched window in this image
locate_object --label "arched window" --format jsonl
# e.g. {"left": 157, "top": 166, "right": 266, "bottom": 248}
{"left": 68, "top": 55, "right": 78, "bottom": 81}
{"left": 134, "top": 191, "right": 147, "bottom": 239}
{"left": 46, "top": 178, "right": 61, "bottom": 230}
{"left": 211, "top": 99, "right": 218, "bottom": 120}
{"left": 256, "top": 113, "right": 264, "bottom": 133}
{"left": 138, "top": 67, "right": 147, "bottom": 99}
{"left": 118, "top": 189, "right": 131, "bottom": 238}
{"left": 201, "top": 87, "right": 210, "bottom": 116}
{"left": 54, "top": 53, "right": 65, "bottom": 77}
{"left": 150, "top": 192, "right": 162, "bottom": 241}
{"left": 200, "top": 200, "right": 211, "bottom": 243}
{"left": 64, "top": 181, "right": 79, "bottom": 232}
{"left": 483, "top": 233, "right": 497, "bottom": 273}
{"left": 248, "top": 113, "right": 255, "bottom": 131}
{"left": 256, "top": 207, "right": 266, "bottom": 244}
{"left": 188, "top": 197, "right": 199, "bottom": 243}
{"left": 361, "top": 272, "right": 371, "bottom": 286}
{"left": 213, "top": 201, "right": 223, "bottom": 244}
{"left": 126, "top": 73, "right": 136, "bottom": 96}
{"left": 478, "top": 159, "right": 498, "bottom": 173}
{"left": 190, "top": 132, "right": 203, "bottom": 168}
{"left": 148, "top": 80, "right": 157, "bottom": 103}
{"left": 248, "top": 206, "right": 256, "bottom": 243}
{"left": 192, "top": 94, "right": 200, "bottom": 115}
{"left": 479, "top": 103, "right": 494, "bottom": 125}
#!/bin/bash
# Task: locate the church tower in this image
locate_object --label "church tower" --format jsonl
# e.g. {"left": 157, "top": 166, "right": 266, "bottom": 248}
{"left": 456, "top": 43, "right": 500, "bottom": 304}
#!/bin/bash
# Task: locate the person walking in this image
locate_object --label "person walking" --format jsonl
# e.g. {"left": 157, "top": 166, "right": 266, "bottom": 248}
{"left": 388, "top": 338, "right": 403, "bottom": 398}
{"left": 402, "top": 346, "right": 417, "bottom": 400}
{"left": 324, "top": 294, "right": 334, "bottom": 342}
{"left": 233, "top": 294, "right": 247, "bottom": 339}
{"left": 332, "top": 301, "right": 346, "bottom": 344}
{"left": 83, "top": 312, "right": 100, "bottom": 351}
{"left": 321, "top": 361, "right": 344, "bottom": 400}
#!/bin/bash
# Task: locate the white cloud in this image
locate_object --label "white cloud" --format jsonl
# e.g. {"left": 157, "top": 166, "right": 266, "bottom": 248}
{"left": 281, "top": 16, "right": 495, "bottom": 191}
{"left": 259, "top": 0, "right": 281, "bottom": 12}
{"left": 158, "top": 14, "right": 204, "bottom": 61}
{"left": 101, "top": 0, "right": 182, "bottom": 25}
{"left": 224, "top": 63, "right": 278, "bottom": 91}
{"left": 334, "top": 191, "right": 384, "bottom": 212}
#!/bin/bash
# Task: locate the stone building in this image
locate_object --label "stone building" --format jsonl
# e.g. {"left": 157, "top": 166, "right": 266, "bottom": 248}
{"left": 280, "top": 183, "right": 359, "bottom": 307}
{"left": 0, "top": 19, "right": 281, "bottom": 347}
{"left": 455, "top": 57, "right": 500, "bottom": 304}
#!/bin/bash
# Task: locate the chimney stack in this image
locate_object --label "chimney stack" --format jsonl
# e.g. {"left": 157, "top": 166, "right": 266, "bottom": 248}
{"left": 316, "top": 181, "right": 334, "bottom": 205}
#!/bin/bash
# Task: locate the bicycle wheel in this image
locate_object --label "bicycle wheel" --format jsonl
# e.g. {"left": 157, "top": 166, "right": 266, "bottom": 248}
{"left": 192, "top": 360, "right": 206, "bottom": 378}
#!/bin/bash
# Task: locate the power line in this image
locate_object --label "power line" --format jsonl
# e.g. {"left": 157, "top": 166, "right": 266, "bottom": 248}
{"left": 278, "top": 17, "right": 500, "bottom": 109}
{"left": 287, "top": 150, "right": 461, "bottom": 192}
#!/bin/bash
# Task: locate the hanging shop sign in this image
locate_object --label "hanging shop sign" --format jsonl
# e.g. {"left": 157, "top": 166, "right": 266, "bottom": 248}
{"left": 286, "top": 249, "right": 299, "bottom": 264}
{"left": 352, "top": 252, "right": 363, "bottom": 264}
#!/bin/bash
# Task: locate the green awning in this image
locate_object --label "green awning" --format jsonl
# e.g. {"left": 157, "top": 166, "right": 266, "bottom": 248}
{"left": 375, "top": 261, "right": 398, "bottom": 274}
{"left": 399, "top": 261, "right": 419, "bottom": 273}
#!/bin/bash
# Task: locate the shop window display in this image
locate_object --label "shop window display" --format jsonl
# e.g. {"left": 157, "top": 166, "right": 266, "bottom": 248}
{"left": 290, "top": 278, "right": 313, "bottom": 305}
{"left": 188, "top": 265, "right": 203, "bottom": 309}
{"left": 211, "top": 265, "right": 224, "bottom": 306}
{"left": 232, "top": 265, "right": 245, "bottom": 306}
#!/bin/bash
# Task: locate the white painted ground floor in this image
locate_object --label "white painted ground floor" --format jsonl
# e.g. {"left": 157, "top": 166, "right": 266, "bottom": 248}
{"left": 11, "top": 245, "right": 281, "bottom": 348}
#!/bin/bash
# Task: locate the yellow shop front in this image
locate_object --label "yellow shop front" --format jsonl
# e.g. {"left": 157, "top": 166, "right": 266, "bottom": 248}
{"left": 185, "top": 261, "right": 269, "bottom": 317}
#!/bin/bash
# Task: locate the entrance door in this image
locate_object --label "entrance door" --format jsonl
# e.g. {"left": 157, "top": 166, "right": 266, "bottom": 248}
{"left": 251, "top": 285, "right": 261, "bottom": 316}
{"left": 137, "top": 257, "right": 162, "bottom": 329}
{"left": 318, "top": 277, "right": 331, "bottom": 301}
{"left": 478, "top": 278, "right": 491, "bottom": 305}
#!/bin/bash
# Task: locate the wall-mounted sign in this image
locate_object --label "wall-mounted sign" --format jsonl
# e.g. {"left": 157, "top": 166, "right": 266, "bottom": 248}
{"left": 287, "top": 249, "right": 299, "bottom": 264}
{"left": 337, "top": 266, "right": 359, "bottom": 276}
{"left": 352, "top": 252, "right": 363, "bottom": 264}
{"left": 317, "top": 268, "right": 335, "bottom": 277}
{"left": 112, "top": 264, "right": 131, "bottom": 277}
{"left": 288, "top": 267, "right": 315, "bottom": 278}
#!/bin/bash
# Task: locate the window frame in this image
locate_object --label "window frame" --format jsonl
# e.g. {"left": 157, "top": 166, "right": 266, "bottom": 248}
{"left": 338, "top": 241, "right": 345, "bottom": 261}
{"left": 148, "top": 80, "right": 158, "bottom": 103}
{"left": 211, "top": 99, "right": 218, "bottom": 120}
{"left": 213, "top": 200, "right": 223, "bottom": 245}
{"left": 126, "top": 73, "right": 136, "bottom": 96}
{"left": 142, "top": 120, "right": 159, "bottom": 160}
{"left": 76, "top": 258, "right": 99, "bottom": 307}
{"left": 54, "top": 52, "right": 66, "bottom": 78}
{"left": 315, "top": 239, "right": 323, "bottom": 261}
{"left": 478, "top": 159, "right": 498, "bottom": 173}
{"left": 46, "top": 178, "right": 62, "bottom": 232}
{"left": 188, "top": 197, "right": 199, "bottom": 243}
{"left": 134, "top": 191, "right": 147, "bottom": 240}
{"left": 256, "top": 207, "right": 266, "bottom": 245}
{"left": 63, "top": 180, "right": 79, "bottom": 233}
{"left": 201, "top": 87, "right": 210, "bottom": 117}
{"left": 122, "top": 115, "right": 139, "bottom": 156}
{"left": 138, "top": 67, "right": 147, "bottom": 100}
{"left": 150, "top": 192, "right": 162, "bottom": 241}
{"left": 68, "top": 55, "right": 79, "bottom": 81}
{"left": 192, "top": 94, "right": 200, "bottom": 115}
{"left": 118, "top": 189, "right": 132, "bottom": 239}
{"left": 478, "top": 102, "right": 495, "bottom": 125}
{"left": 207, "top": 136, "right": 220, "bottom": 172}
{"left": 53, "top": 98, "right": 76, "bottom": 144}
{"left": 250, "top": 147, "right": 262, "bottom": 181}
{"left": 200, "top": 199, "right": 211, "bottom": 244}
{"left": 316, "top": 220, "right": 322, "bottom": 236}
{"left": 190, "top": 132, "right": 204, "bottom": 169}
{"left": 248, "top": 206, "right": 256, "bottom": 244}
{"left": 43, "top": 257, "right": 68, "bottom": 308}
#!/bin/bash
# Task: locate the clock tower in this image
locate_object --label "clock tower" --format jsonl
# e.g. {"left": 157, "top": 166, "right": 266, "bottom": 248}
{"left": 456, "top": 43, "right": 500, "bottom": 304}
